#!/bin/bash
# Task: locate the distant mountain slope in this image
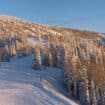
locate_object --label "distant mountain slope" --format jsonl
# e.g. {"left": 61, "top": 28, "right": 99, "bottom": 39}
{"left": 0, "top": 15, "right": 103, "bottom": 39}
{"left": 0, "top": 15, "right": 102, "bottom": 61}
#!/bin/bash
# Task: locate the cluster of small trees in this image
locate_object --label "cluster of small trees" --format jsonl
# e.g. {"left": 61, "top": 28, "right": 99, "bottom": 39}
{"left": 0, "top": 33, "right": 29, "bottom": 61}
{"left": 32, "top": 41, "right": 65, "bottom": 70}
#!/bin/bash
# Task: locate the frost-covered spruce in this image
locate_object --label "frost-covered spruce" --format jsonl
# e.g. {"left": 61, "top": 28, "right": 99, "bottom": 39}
{"left": 50, "top": 43, "right": 58, "bottom": 67}
{"left": 41, "top": 51, "right": 50, "bottom": 66}
{"left": 59, "top": 46, "right": 65, "bottom": 69}
{"left": 41, "top": 43, "right": 52, "bottom": 67}
{"left": 32, "top": 46, "right": 41, "bottom": 70}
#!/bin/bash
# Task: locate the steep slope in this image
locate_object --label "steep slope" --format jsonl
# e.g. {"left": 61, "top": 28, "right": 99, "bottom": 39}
{"left": 0, "top": 55, "right": 80, "bottom": 105}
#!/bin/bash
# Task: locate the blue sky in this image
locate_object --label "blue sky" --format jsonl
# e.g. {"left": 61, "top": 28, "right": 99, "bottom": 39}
{"left": 0, "top": 0, "right": 105, "bottom": 32}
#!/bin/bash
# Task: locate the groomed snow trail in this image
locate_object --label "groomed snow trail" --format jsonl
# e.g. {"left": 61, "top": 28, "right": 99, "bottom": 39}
{"left": 0, "top": 56, "right": 80, "bottom": 105}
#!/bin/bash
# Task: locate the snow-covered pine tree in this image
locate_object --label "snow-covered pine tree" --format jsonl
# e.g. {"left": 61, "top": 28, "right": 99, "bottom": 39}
{"left": 59, "top": 46, "right": 65, "bottom": 69}
{"left": 32, "top": 46, "right": 41, "bottom": 70}
{"left": 50, "top": 43, "right": 58, "bottom": 67}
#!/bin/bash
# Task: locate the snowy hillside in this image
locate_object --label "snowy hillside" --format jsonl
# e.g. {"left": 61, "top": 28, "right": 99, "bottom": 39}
{"left": 0, "top": 55, "right": 80, "bottom": 105}
{"left": 1, "top": 15, "right": 104, "bottom": 105}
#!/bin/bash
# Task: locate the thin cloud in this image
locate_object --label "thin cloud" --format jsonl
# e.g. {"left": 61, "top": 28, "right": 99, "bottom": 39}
{"left": 46, "top": 14, "right": 105, "bottom": 26}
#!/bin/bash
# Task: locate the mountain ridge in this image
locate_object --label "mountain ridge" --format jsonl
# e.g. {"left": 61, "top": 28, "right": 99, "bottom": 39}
{"left": 0, "top": 15, "right": 104, "bottom": 37}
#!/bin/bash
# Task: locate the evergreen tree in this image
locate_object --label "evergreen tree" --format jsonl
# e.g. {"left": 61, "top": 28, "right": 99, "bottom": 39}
{"left": 32, "top": 46, "right": 41, "bottom": 70}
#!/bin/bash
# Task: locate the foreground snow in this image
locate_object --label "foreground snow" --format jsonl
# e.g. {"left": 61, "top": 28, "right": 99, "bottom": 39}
{"left": 0, "top": 56, "right": 80, "bottom": 105}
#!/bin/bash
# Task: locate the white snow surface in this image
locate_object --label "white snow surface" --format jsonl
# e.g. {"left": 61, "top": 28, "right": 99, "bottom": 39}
{"left": 0, "top": 55, "right": 80, "bottom": 105}
{"left": 27, "top": 36, "right": 47, "bottom": 47}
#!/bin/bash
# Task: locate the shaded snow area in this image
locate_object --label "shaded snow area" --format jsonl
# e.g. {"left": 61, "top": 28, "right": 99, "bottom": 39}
{"left": 0, "top": 55, "right": 80, "bottom": 105}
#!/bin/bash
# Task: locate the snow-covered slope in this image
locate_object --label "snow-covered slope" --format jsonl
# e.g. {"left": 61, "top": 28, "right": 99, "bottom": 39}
{"left": 27, "top": 36, "right": 47, "bottom": 47}
{"left": 0, "top": 55, "right": 80, "bottom": 105}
